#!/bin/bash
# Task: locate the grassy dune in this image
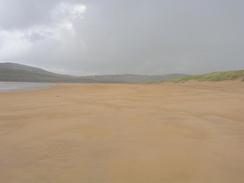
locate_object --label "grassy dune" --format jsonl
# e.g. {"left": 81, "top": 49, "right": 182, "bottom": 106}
{"left": 175, "top": 70, "right": 244, "bottom": 82}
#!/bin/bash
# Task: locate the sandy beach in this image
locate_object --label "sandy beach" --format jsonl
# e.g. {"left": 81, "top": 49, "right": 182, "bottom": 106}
{"left": 0, "top": 81, "right": 244, "bottom": 183}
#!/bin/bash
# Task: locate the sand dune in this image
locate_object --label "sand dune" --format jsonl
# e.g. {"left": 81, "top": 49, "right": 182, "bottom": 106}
{"left": 0, "top": 81, "right": 244, "bottom": 183}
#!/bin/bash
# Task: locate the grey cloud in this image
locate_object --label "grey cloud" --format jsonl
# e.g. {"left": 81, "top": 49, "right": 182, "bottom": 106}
{"left": 0, "top": 0, "right": 59, "bottom": 29}
{"left": 0, "top": 0, "right": 244, "bottom": 75}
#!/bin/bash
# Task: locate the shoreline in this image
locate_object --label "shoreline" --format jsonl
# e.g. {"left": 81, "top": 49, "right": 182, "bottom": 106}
{"left": 0, "top": 82, "right": 56, "bottom": 93}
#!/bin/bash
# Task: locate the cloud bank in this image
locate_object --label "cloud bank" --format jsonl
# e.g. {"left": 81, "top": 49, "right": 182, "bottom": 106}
{"left": 0, "top": 0, "right": 244, "bottom": 75}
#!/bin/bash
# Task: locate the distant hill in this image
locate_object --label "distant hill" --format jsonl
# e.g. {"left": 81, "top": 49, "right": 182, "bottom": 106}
{"left": 0, "top": 62, "right": 187, "bottom": 83}
{"left": 175, "top": 70, "right": 244, "bottom": 82}
{"left": 0, "top": 62, "right": 93, "bottom": 83}
{"left": 84, "top": 74, "right": 187, "bottom": 83}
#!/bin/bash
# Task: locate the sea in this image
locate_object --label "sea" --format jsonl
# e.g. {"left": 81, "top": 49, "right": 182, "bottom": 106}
{"left": 0, "top": 82, "right": 53, "bottom": 92}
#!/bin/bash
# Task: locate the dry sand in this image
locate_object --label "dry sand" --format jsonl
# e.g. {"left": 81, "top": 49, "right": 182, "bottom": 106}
{"left": 0, "top": 81, "right": 244, "bottom": 183}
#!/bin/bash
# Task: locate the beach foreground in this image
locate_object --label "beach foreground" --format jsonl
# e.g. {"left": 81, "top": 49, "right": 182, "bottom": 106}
{"left": 0, "top": 82, "right": 244, "bottom": 183}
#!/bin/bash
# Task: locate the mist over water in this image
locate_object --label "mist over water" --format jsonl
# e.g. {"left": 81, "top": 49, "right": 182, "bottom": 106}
{"left": 0, "top": 82, "right": 53, "bottom": 92}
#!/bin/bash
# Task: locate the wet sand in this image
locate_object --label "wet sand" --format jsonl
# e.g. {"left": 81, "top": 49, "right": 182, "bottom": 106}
{"left": 0, "top": 81, "right": 244, "bottom": 183}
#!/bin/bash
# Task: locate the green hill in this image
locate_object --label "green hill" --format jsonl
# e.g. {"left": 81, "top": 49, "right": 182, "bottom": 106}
{"left": 0, "top": 63, "right": 93, "bottom": 83}
{"left": 0, "top": 62, "right": 187, "bottom": 83}
{"left": 175, "top": 70, "right": 244, "bottom": 82}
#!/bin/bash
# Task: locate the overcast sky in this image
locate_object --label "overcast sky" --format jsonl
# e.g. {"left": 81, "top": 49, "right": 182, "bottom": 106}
{"left": 0, "top": 0, "right": 243, "bottom": 75}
